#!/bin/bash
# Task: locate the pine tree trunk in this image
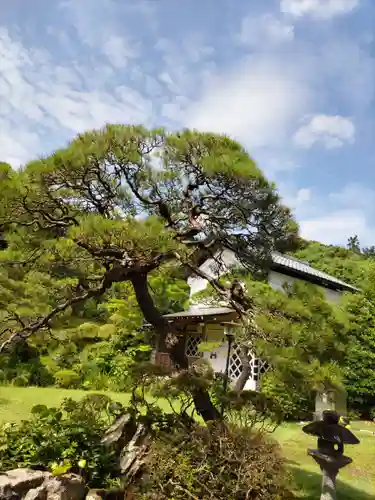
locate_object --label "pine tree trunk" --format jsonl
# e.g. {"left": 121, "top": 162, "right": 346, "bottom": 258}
{"left": 234, "top": 346, "right": 251, "bottom": 392}
{"left": 130, "top": 272, "right": 221, "bottom": 423}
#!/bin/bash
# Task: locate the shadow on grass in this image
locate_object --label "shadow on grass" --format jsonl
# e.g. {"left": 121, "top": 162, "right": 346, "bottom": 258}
{"left": 287, "top": 462, "right": 373, "bottom": 500}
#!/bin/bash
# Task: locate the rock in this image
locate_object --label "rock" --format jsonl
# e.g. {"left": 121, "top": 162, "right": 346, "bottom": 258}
{"left": 0, "top": 469, "right": 86, "bottom": 500}
{"left": 119, "top": 423, "right": 151, "bottom": 479}
{"left": 0, "top": 469, "right": 49, "bottom": 498}
{"left": 23, "top": 486, "right": 47, "bottom": 500}
{"left": 43, "top": 474, "right": 86, "bottom": 500}
{"left": 101, "top": 413, "right": 137, "bottom": 452}
{"left": 85, "top": 489, "right": 125, "bottom": 500}
{"left": 85, "top": 491, "right": 102, "bottom": 500}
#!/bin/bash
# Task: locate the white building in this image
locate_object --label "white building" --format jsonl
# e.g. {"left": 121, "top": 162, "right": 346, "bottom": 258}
{"left": 152, "top": 250, "right": 358, "bottom": 390}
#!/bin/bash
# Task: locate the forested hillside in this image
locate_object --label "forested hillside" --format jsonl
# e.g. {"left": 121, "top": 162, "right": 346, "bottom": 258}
{"left": 293, "top": 236, "right": 372, "bottom": 287}
{"left": 292, "top": 237, "right": 375, "bottom": 417}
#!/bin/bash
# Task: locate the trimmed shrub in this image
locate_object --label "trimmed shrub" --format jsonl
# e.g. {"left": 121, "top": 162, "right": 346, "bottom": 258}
{"left": 136, "top": 424, "right": 295, "bottom": 499}
{"left": 12, "top": 374, "right": 29, "bottom": 387}
{"left": 54, "top": 369, "right": 81, "bottom": 388}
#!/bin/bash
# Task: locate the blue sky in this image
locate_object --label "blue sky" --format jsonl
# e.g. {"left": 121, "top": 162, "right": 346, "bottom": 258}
{"left": 1, "top": 0, "right": 374, "bottom": 246}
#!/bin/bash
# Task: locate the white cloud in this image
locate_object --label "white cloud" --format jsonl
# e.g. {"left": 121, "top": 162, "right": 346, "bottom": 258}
{"left": 293, "top": 114, "right": 355, "bottom": 149}
{"left": 296, "top": 187, "right": 312, "bottom": 203}
{"left": 280, "top": 185, "right": 314, "bottom": 216}
{"left": 59, "top": 0, "right": 140, "bottom": 68}
{"left": 280, "top": 0, "right": 360, "bottom": 19}
{"left": 293, "top": 183, "right": 375, "bottom": 246}
{"left": 183, "top": 23, "right": 373, "bottom": 167}
{"left": 0, "top": 122, "right": 41, "bottom": 168}
{"left": 185, "top": 57, "right": 312, "bottom": 150}
{"left": 238, "top": 14, "right": 294, "bottom": 47}
{"left": 299, "top": 210, "right": 374, "bottom": 246}
{"left": 0, "top": 27, "right": 154, "bottom": 166}
{"left": 102, "top": 35, "right": 138, "bottom": 68}
{"left": 254, "top": 153, "right": 300, "bottom": 178}
{"left": 318, "top": 40, "right": 375, "bottom": 110}
{"left": 329, "top": 183, "right": 375, "bottom": 209}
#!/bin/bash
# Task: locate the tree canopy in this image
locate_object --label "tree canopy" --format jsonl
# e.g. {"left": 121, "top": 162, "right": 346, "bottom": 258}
{"left": 0, "top": 124, "right": 298, "bottom": 422}
{"left": 1, "top": 126, "right": 375, "bottom": 419}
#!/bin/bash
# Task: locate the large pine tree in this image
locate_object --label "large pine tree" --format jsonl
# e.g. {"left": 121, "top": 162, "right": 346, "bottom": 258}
{"left": 0, "top": 125, "right": 297, "bottom": 422}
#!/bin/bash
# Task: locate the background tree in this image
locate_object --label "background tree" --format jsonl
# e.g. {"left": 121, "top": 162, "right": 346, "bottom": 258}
{"left": 341, "top": 267, "right": 375, "bottom": 418}
{"left": 347, "top": 234, "right": 361, "bottom": 254}
{"left": 0, "top": 125, "right": 297, "bottom": 422}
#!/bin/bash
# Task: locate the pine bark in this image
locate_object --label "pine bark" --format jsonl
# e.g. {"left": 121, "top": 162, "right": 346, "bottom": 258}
{"left": 130, "top": 272, "right": 221, "bottom": 423}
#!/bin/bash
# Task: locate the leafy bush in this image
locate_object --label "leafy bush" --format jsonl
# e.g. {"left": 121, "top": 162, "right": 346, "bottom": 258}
{"left": 12, "top": 374, "right": 29, "bottom": 387}
{"left": 261, "top": 373, "right": 314, "bottom": 421}
{"left": 54, "top": 369, "right": 81, "bottom": 388}
{"left": 136, "top": 424, "right": 295, "bottom": 499}
{"left": 0, "top": 394, "right": 123, "bottom": 488}
{"left": 347, "top": 408, "right": 361, "bottom": 421}
{"left": 0, "top": 339, "right": 54, "bottom": 387}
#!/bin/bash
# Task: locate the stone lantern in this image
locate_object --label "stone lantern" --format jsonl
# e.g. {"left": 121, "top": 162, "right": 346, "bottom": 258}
{"left": 303, "top": 410, "right": 360, "bottom": 500}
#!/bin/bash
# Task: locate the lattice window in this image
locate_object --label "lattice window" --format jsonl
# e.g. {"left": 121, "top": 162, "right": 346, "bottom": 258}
{"left": 228, "top": 346, "right": 270, "bottom": 384}
{"left": 229, "top": 343, "right": 243, "bottom": 380}
{"left": 251, "top": 357, "right": 270, "bottom": 388}
{"left": 185, "top": 335, "right": 203, "bottom": 358}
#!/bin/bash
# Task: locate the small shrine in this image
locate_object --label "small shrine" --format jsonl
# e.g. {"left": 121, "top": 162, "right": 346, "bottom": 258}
{"left": 147, "top": 305, "right": 268, "bottom": 391}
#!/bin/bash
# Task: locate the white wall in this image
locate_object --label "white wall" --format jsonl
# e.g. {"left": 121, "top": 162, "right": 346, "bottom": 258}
{"left": 188, "top": 252, "right": 343, "bottom": 304}
{"left": 186, "top": 252, "right": 343, "bottom": 392}
{"left": 188, "top": 249, "right": 239, "bottom": 297}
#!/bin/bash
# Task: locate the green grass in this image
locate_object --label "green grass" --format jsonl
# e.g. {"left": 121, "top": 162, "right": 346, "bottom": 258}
{"left": 0, "top": 387, "right": 374, "bottom": 498}
{"left": 0, "top": 386, "right": 132, "bottom": 423}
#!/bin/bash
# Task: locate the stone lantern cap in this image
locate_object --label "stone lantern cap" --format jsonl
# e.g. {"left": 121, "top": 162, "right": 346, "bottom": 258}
{"left": 303, "top": 410, "right": 360, "bottom": 445}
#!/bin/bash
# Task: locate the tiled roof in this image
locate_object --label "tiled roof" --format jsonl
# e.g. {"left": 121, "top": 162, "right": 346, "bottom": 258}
{"left": 271, "top": 252, "right": 360, "bottom": 292}
{"left": 162, "top": 306, "right": 235, "bottom": 319}
{"left": 143, "top": 306, "right": 236, "bottom": 326}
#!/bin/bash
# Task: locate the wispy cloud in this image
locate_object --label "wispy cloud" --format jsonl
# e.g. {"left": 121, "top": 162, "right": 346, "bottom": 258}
{"left": 289, "top": 182, "right": 375, "bottom": 246}
{"left": 0, "top": 0, "right": 374, "bottom": 247}
{"left": 0, "top": 25, "right": 154, "bottom": 165}
{"left": 329, "top": 183, "right": 375, "bottom": 209}
{"left": 102, "top": 35, "right": 139, "bottom": 69}
{"left": 237, "top": 13, "right": 295, "bottom": 47}
{"left": 185, "top": 56, "right": 312, "bottom": 150}
{"left": 300, "top": 210, "right": 373, "bottom": 245}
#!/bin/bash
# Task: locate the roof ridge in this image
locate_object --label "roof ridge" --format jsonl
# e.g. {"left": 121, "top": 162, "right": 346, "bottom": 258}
{"left": 271, "top": 252, "right": 360, "bottom": 292}
{"left": 272, "top": 251, "right": 311, "bottom": 266}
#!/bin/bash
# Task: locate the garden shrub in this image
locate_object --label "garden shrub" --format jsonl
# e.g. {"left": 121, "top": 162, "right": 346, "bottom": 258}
{"left": 54, "top": 368, "right": 81, "bottom": 388}
{"left": 261, "top": 373, "right": 314, "bottom": 421}
{"left": 0, "top": 339, "right": 54, "bottom": 387}
{"left": 12, "top": 374, "right": 29, "bottom": 387}
{"left": 0, "top": 394, "right": 123, "bottom": 488}
{"left": 136, "top": 424, "right": 295, "bottom": 499}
